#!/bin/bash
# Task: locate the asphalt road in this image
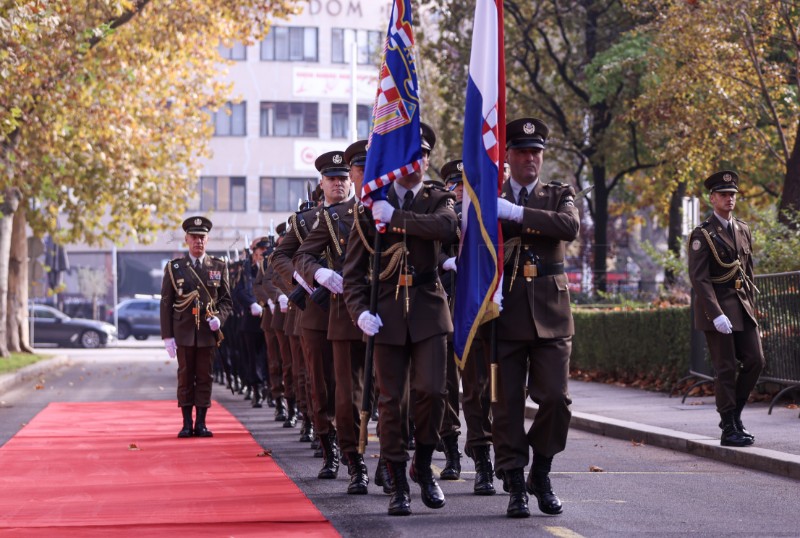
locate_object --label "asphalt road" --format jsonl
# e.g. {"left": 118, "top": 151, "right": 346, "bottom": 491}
{"left": 2, "top": 342, "right": 799, "bottom": 537}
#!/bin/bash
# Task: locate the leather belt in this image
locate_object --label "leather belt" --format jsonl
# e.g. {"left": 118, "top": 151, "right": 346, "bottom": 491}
{"left": 390, "top": 270, "right": 438, "bottom": 288}
{"left": 713, "top": 279, "right": 743, "bottom": 290}
{"left": 505, "top": 260, "right": 565, "bottom": 278}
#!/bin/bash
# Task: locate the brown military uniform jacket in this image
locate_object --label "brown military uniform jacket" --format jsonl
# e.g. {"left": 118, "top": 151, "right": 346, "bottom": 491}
{"left": 160, "top": 254, "right": 232, "bottom": 347}
{"left": 273, "top": 207, "right": 329, "bottom": 332}
{"left": 495, "top": 179, "right": 580, "bottom": 340}
{"left": 688, "top": 215, "right": 758, "bottom": 332}
{"left": 343, "top": 184, "right": 458, "bottom": 346}
{"left": 294, "top": 197, "right": 362, "bottom": 341}
{"left": 254, "top": 259, "right": 276, "bottom": 332}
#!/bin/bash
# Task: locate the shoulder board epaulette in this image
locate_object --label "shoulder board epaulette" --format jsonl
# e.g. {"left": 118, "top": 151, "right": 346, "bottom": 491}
{"left": 545, "top": 181, "right": 570, "bottom": 188}
{"left": 734, "top": 216, "right": 747, "bottom": 225}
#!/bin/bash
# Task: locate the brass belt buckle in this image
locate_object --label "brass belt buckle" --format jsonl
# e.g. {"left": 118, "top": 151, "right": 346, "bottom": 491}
{"left": 398, "top": 273, "right": 413, "bottom": 287}
{"left": 524, "top": 263, "right": 538, "bottom": 278}
{"left": 735, "top": 279, "right": 742, "bottom": 290}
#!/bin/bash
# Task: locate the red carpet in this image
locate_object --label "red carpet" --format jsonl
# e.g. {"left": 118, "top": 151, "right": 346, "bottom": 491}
{"left": 0, "top": 401, "right": 339, "bottom": 537}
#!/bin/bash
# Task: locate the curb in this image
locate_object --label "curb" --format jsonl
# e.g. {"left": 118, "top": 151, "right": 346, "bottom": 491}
{"left": 0, "top": 355, "right": 71, "bottom": 396}
{"left": 525, "top": 404, "right": 800, "bottom": 480}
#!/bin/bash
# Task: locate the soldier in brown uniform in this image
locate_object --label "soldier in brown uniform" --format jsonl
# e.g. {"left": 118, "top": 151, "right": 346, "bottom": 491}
{"left": 491, "top": 118, "right": 580, "bottom": 518}
{"left": 687, "top": 170, "right": 763, "bottom": 447}
{"left": 161, "top": 216, "right": 232, "bottom": 438}
{"left": 274, "top": 152, "right": 352, "bottom": 479}
{"left": 343, "top": 136, "right": 458, "bottom": 516}
{"left": 294, "top": 140, "right": 370, "bottom": 494}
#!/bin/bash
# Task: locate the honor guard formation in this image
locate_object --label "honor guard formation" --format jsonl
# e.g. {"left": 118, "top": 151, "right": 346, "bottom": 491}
{"left": 161, "top": 119, "right": 764, "bottom": 518}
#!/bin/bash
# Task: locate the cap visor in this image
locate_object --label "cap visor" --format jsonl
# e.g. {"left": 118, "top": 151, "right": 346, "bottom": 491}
{"left": 507, "top": 140, "right": 545, "bottom": 150}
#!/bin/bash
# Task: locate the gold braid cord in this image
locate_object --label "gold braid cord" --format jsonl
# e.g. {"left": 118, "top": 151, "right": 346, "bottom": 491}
{"left": 323, "top": 210, "right": 343, "bottom": 257}
{"left": 167, "top": 262, "right": 200, "bottom": 311}
{"left": 353, "top": 209, "right": 412, "bottom": 281}
{"left": 699, "top": 228, "right": 741, "bottom": 284}
{"left": 290, "top": 213, "right": 303, "bottom": 244}
{"left": 503, "top": 237, "right": 522, "bottom": 289}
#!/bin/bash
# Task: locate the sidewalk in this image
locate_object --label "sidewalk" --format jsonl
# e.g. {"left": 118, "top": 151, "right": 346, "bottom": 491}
{"left": 0, "top": 355, "right": 69, "bottom": 396}
{"left": 531, "top": 379, "right": 800, "bottom": 480}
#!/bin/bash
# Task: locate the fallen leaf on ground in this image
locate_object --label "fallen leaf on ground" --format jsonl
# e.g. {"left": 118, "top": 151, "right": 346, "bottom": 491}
{"left": 257, "top": 450, "right": 272, "bottom": 457}
{"left": 631, "top": 440, "right": 645, "bottom": 447}
{"left": 589, "top": 465, "right": 604, "bottom": 472}
{"left": 34, "top": 384, "right": 44, "bottom": 390}
{"left": 128, "top": 443, "right": 141, "bottom": 450}
{"left": 786, "top": 404, "right": 798, "bottom": 409}
{"left": 688, "top": 401, "right": 705, "bottom": 406}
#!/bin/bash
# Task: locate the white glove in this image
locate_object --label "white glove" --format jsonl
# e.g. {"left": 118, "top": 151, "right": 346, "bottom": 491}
{"left": 207, "top": 316, "right": 221, "bottom": 331}
{"left": 278, "top": 294, "right": 289, "bottom": 313}
{"left": 357, "top": 311, "right": 383, "bottom": 336}
{"left": 371, "top": 200, "right": 395, "bottom": 224}
{"left": 315, "top": 268, "right": 344, "bottom": 293}
{"left": 497, "top": 198, "right": 524, "bottom": 222}
{"left": 443, "top": 257, "right": 457, "bottom": 272}
{"left": 250, "top": 302, "right": 263, "bottom": 317}
{"left": 267, "top": 298, "right": 275, "bottom": 313}
{"left": 163, "top": 337, "right": 177, "bottom": 358}
{"left": 713, "top": 314, "right": 733, "bottom": 334}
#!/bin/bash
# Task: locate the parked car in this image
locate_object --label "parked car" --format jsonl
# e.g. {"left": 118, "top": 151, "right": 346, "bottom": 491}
{"left": 114, "top": 298, "right": 161, "bottom": 340}
{"left": 29, "top": 304, "right": 117, "bottom": 349}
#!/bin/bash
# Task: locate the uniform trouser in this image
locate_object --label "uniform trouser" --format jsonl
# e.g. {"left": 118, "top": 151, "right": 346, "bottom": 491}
{"left": 440, "top": 340, "right": 462, "bottom": 440}
{"left": 177, "top": 345, "right": 215, "bottom": 408}
{"left": 461, "top": 338, "right": 492, "bottom": 452}
{"left": 375, "top": 333, "right": 447, "bottom": 462}
{"left": 303, "top": 328, "right": 335, "bottom": 435}
{"left": 490, "top": 336, "right": 572, "bottom": 472}
{"left": 274, "top": 328, "right": 294, "bottom": 400}
{"left": 242, "top": 330, "right": 265, "bottom": 388}
{"left": 289, "top": 334, "right": 307, "bottom": 414}
{"left": 264, "top": 326, "right": 285, "bottom": 398}
{"left": 333, "top": 339, "right": 367, "bottom": 454}
{"left": 704, "top": 316, "right": 764, "bottom": 414}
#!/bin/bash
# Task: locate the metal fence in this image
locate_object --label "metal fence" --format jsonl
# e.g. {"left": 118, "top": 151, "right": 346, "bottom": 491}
{"left": 682, "top": 271, "right": 800, "bottom": 415}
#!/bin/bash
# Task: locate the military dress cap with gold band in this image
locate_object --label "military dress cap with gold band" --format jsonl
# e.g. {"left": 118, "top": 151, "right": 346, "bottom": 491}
{"left": 441, "top": 159, "right": 464, "bottom": 185}
{"left": 344, "top": 139, "right": 368, "bottom": 167}
{"left": 421, "top": 122, "right": 437, "bottom": 153}
{"left": 704, "top": 170, "right": 739, "bottom": 193}
{"left": 315, "top": 150, "right": 350, "bottom": 177}
{"left": 182, "top": 216, "right": 212, "bottom": 235}
{"left": 506, "top": 117, "right": 549, "bottom": 150}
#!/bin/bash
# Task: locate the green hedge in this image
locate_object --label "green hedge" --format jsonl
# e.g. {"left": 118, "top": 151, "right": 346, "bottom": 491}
{"left": 572, "top": 306, "right": 691, "bottom": 386}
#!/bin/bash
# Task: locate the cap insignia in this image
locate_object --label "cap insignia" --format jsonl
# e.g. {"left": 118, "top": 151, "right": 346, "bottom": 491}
{"left": 523, "top": 122, "right": 536, "bottom": 135}
{"left": 194, "top": 218, "right": 202, "bottom": 226}
{"left": 723, "top": 173, "right": 732, "bottom": 182}
{"left": 457, "top": 162, "right": 463, "bottom": 171}
{"left": 333, "top": 154, "right": 343, "bottom": 164}
{"left": 692, "top": 239, "right": 701, "bottom": 251}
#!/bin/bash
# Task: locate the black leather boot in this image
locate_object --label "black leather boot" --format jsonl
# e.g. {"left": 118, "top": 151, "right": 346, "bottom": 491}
{"left": 318, "top": 432, "right": 340, "bottom": 479}
{"left": 409, "top": 443, "right": 445, "bottom": 509}
{"left": 283, "top": 398, "right": 298, "bottom": 428}
{"left": 300, "top": 416, "right": 314, "bottom": 442}
{"left": 374, "top": 457, "right": 393, "bottom": 494}
{"left": 407, "top": 420, "right": 416, "bottom": 450}
{"left": 733, "top": 399, "right": 754, "bottom": 441}
{"left": 193, "top": 406, "right": 213, "bottom": 438}
{"left": 244, "top": 386, "right": 252, "bottom": 400}
{"left": 439, "top": 434, "right": 462, "bottom": 480}
{"left": 346, "top": 452, "right": 369, "bottom": 494}
{"left": 386, "top": 460, "right": 411, "bottom": 516}
{"left": 526, "top": 454, "right": 562, "bottom": 514}
{"left": 506, "top": 468, "right": 530, "bottom": 518}
{"left": 251, "top": 386, "right": 262, "bottom": 408}
{"left": 177, "top": 406, "right": 193, "bottom": 438}
{"left": 274, "top": 397, "right": 288, "bottom": 422}
{"left": 266, "top": 394, "right": 276, "bottom": 408}
{"left": 471, "top": 445, "right": 496, "bottom": 495}
{"left": 719, "top": 411, "right": 754, "bottom": 447}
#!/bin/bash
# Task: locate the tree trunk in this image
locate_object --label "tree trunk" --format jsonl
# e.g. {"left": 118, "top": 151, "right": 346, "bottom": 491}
{"left": 665, "top": 181, "right": 686, "bottom": 286}
{"left": 7, "top": 207, "right": 33, "bottom": 353}
{"left": 0, "top": 188, "right": 23, "bottom": 358}
{"left": 592, "top": 165, "right": 609, "bottom": 294}
{"left": 778, "top": 119, "right": 800, "bottom": 227}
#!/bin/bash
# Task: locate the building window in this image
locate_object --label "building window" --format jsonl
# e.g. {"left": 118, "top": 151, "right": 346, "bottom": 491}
{"left": 261, "top": 26, "right": 318, "bottom": 62}
{"left": 218, "top": 41, "right": 247, "bottom": 61}
{"left": 331, "top": 28, "right": 382, "bottom": 64}
{"left": 199, "top": 176, "right": 247, "bottom": 212}
{"left": 331, "top": 103, "right": 373, "bottom": 139}
{"left": 260, "top": 177, "right": 316, "bottom": 212}
{"left": 260, "top": 102, "right": 318, "bottom": 137}
{"left": 212, "top": 102, "right": 246, "bottom": 136}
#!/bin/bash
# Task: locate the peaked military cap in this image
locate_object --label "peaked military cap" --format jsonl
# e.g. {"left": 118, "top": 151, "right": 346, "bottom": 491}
{"left": 424, "top": 176, "right": 445, "bottom": 187}
{"left": 344, "top": 139, "right": 368, "bottom": 167}
{"left": 254, "top": 236, "right": 271, "bottom": 249}
{"left": 506, "top": 117, "right": 549, "bottom": 150}
{"left": 182, "top": 216, "right": 212, "bottom": 235}
{"left": 421, "top": 122, "right": 436, "bottom": 153}
{"left": 704, "top": 170, "right": 739, "bottom": 193}
{"left": 315, "top": 150, "right": 350, "bottom": 178}
{"left": 276, "top": 222, "right": 287, "bottom": 236}
{"left": 441, "top": 159, "right": 464, "bottom": 184}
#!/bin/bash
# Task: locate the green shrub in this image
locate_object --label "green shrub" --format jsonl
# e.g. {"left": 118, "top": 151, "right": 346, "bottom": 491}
{"left": 571, "top": 306, "right": 691, "bottom": 389}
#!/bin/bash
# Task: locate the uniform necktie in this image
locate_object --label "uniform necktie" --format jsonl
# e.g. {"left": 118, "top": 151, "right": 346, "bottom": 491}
{"left": 518, "top": 186, "right": 529, "bottom": 206}
{"left": 726, "top": 222, "right": 733, "bottom": 238}
{"left": 402, "top": 191, "right": 414, "bottom": 210}
{"left": 194, "top": 258, "right": 201, "bottom": 271}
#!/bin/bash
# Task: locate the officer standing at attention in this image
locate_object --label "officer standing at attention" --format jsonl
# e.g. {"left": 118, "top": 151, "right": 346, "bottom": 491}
{"left": 688, "top": 170, "right": 763, "bottom": 447}
{"left": 161, "top": 216, "right": 232, "bottom": 438}
{"left": 492, "top": 118, "right": 580, "bottom": 518}
{"left": 343, "top": 126, "right": 458, "bottom": 516}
